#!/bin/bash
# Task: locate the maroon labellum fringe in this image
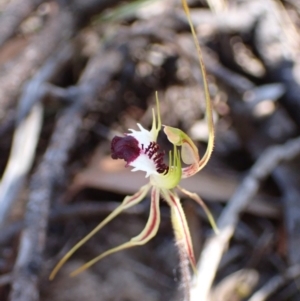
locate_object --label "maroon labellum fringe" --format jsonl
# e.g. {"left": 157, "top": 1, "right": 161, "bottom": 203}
{"left": 111, "top": 136, "right": 169, "bottom": 174}
{"left": 144, "top": 142, "right": 169, "bottom": 174}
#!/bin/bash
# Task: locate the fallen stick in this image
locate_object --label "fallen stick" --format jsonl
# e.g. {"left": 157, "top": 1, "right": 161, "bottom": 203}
{"left": 0, "top": 43, "right": 73, "bottom": 228}
{"left": 9, "top": 43, "right": 125, "bottom": 301}
{"left": 190, "top": 136, "right": 300, "bottom": 301}
{"left": 0, "top": 0, "right": 46, "bottom": 48}
{"left": 248, "top": 265, "right": 300, "bottom": 301}
{"left": 0, "top": 103, "right": 42, "bottom": 228}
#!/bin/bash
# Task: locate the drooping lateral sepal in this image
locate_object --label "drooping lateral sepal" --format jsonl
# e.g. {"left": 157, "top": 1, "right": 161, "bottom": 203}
{"left": 177, "top": 185, "right": 218, "bottom": 234}
{"left": 69, "top": 186, "right": 161, "bottom": 277}
{"left": 49, "top": 183, "right": 151, "bottom": 280}
{"left": 161, "top": 189, "right": 197, "bottom": 272}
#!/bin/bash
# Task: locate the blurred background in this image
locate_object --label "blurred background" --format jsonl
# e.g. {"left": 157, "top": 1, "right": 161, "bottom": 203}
{"left": 0, "top": 0, "right": 300, "bottom": 300}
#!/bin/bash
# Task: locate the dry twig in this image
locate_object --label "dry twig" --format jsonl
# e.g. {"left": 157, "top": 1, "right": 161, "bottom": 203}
{"left": 0, "top": 43, "right": 73, "bottom": 228}
{"left": 0, "top": 7, "right": 74, "bottom": 121}
{"left": 0, "top": 103, "right": 42, "bottom": 227}
{"left": 248, "top": 265, "right": 300, "bottom": 301}
{"left": 190, "top": 136, "right": 300, "bottom": 301}
{"left": 0, "top": 0, "right": 124, "bottom": 122}
{"left": 0, "top": 0, "right": 46, "bottom": 48}
{"left": 9, "top": 103, "right": 83, "bottom": 301}
{"left": 9, "top": 43, "right": 125, "bottom": 301}
{"left": 0, "top": 273, "right": 13, "bottom": 287}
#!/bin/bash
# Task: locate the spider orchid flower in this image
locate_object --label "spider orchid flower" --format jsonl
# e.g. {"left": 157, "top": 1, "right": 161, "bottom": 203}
{"left": 49, "top": 0, "right": 216, "bottom": 280}
{"left": 50, "top": 94, "right": 216, "bottom": 280}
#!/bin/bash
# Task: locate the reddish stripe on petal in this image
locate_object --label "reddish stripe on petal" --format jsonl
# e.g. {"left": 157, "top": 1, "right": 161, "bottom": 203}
{"left": 126, "top": 190, "right": 143, "bottom": 204}
{"left": 123, "top": 184, "right": 150, "bottom": 208}
{"left": 169, "top": 193, "right": 196, "bottom": 266}
{"left": 140, "top": 188, "right": 159, "bottom": 241}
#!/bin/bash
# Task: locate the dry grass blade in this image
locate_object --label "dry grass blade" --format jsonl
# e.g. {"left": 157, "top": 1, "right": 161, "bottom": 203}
{"left": 0, "top": 103, "right": 43, "bottom": 227}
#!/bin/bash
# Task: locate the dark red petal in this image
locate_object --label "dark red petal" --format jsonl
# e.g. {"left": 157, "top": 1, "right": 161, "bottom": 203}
{"left": 111, "top": 135, "right": 140, "bottom": 163}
